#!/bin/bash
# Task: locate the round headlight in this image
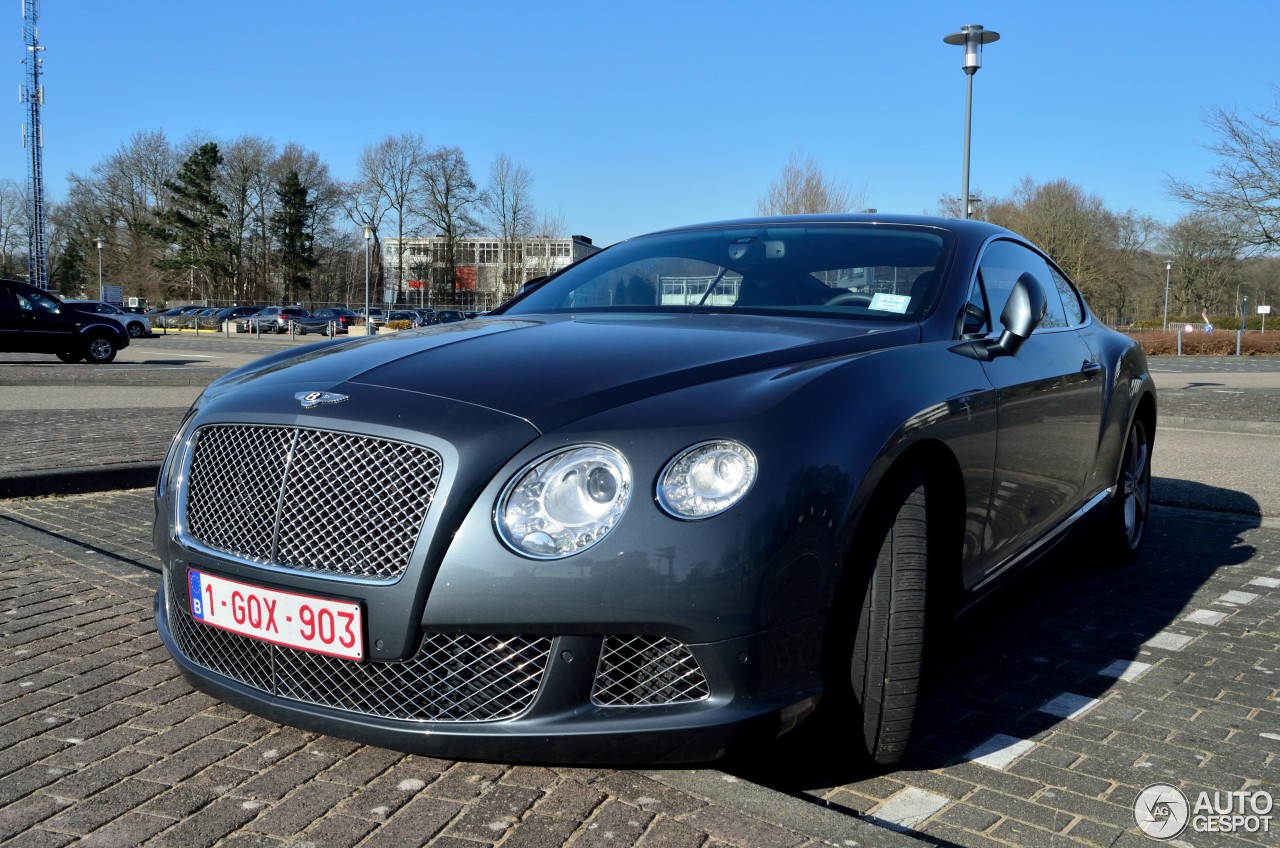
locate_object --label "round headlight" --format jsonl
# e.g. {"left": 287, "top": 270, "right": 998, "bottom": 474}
{"left": 496, "top": 445, "right": 632, "bottom": 559}
{"left": 658, "top": 440, "right": 757, "bottom": 519}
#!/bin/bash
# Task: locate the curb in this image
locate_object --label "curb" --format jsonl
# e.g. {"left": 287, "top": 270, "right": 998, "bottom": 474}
{"left": 0, "top": 461, "right": 162, "bottom": 499}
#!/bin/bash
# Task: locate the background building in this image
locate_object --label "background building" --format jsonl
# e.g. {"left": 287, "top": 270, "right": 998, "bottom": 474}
{"left": 381, "top": 235, "right": 600, "bottom": 310}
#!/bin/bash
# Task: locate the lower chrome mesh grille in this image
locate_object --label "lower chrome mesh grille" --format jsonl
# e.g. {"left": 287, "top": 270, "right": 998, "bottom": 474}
{"left": 184, "top": 425, "right": 442, "bottom": 581}
{"left": 167, "top": 584, "right": 551, "bottom": 722}
{"left": 591, "top": 635, "right": 710, "bottom": 706}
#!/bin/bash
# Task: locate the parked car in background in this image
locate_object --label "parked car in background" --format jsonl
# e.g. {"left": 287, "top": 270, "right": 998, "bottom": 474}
{"left": 248, "top": 306, "right": 309, "bottom": 334}
{"left": 312, "top": 308, "right": 357, "bottom": 332}
{"left": 153, "top": 214, "right": 1155, "bottom": 766}
{"left": 152, "top": 305, "right": 205, "bottom": 328}
{"left": 178, "top": 307, "right": 223, "bottom": 329}
{"left": 433, "top": 309, "right": 465, "bottom": 324}
{"left": 386, "top": 310, "right": 420, "bottom": 326}
{"left": 353, "top": 307, "right": 386, "bottom": 327}
{"left": 1, "top": 279, "right": 130, "bottom": 363}
{"left": 63, "top": 299, "right": 152, "bottom": 338}
{"left": 214, "top": 306, "right": 262, "bottom": 329}
{"left": 290, "top": 314, "right": 348, "bottom": 336}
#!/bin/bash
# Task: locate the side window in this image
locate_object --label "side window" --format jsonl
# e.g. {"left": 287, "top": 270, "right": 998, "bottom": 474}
{"left": 1049, "top": 267, "right": 1085, "bottom": 326}
{"left": 976, "top": 240, "right": 1068, "bottom": 332}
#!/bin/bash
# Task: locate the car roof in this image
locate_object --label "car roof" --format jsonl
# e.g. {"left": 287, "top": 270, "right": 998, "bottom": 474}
{"left": 639, "top": 212, "right": 1013, "bottom": 240}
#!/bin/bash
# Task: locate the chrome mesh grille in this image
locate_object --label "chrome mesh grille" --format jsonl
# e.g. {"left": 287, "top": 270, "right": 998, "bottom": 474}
{"left": 185, "top": 425, "right": 442, "bottom": 581}
{"left": 591, "top": 636, "right": 710, "bottom": 706}
{"left": 167, "top": 583, "right": 551, "bottom": 722}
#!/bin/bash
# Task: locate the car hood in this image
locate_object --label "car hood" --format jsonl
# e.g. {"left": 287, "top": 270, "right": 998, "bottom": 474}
{"left": 209, "top": 313, "right": 919, "bottom": 432}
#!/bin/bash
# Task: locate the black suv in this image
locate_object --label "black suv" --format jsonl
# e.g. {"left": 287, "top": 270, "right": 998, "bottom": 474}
{"left": 0, "top": 279, "right": 130, "bottom": 363}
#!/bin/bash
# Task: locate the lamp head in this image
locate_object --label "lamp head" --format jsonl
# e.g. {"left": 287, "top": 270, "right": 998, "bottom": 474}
{"left": 944, "top": 24, "right": 1000, "bottom": 75}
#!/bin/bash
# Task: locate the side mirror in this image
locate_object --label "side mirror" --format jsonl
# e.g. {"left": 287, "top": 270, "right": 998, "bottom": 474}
{"left": 992, "top": 272, "right": 1048, "bottom": 357}
{"left": 951, "top": 272, "right": 1048, "bottom": 361}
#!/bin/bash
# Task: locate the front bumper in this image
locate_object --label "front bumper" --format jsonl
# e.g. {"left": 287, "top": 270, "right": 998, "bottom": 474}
{"left": 154, "top": 576, "right": 818, "bottom": 764}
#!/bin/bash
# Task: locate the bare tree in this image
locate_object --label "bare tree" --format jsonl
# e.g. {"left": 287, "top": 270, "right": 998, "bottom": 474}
{"left": 220, "top": 135, "right": 276, "bottom": 301}
{"left": 63, "top": 130, "right": 179, "bottom": 304}
{"left": 1168, "top": 91, "right": 1280, "bottom": 253}
{"left": 756, "top": 151, "right": 865, "bottom": 215}
{"left": 358, "top": 134, "right": 428, "bottom": 304}
{"left": 481, "top": 154, "right": 536, "bottom": 300}
{"left": 338, "top": 179, "right": 389, "bottom": 312}
{"left": 0, "top": 179, "right": 27, "bottom": 278}
{"left": 418, "top": 146, "right": 480, "bottom": 303}
{"left": 1162, "top": 212, "right": 1244, "bottom": 316}
{"left": 528, "top": 209, "right": 567, "bottom": 278}
{"left": 984, "top": 178, "right": 1116, "bottom": 307}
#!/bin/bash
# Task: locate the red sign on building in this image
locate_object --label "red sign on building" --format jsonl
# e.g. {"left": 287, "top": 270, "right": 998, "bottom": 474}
{"left": 456, "top": 266, "right": 477, "bottom": 291}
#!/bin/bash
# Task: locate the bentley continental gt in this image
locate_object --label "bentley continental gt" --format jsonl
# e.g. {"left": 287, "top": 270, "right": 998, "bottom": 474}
{"left": 153, "top": 215, "right": 1156, "bottom": 765}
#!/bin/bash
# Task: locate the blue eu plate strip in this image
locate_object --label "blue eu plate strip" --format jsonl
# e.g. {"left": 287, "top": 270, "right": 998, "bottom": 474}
{"left": 188, "top": 571, "right": 206, "bottom": 621}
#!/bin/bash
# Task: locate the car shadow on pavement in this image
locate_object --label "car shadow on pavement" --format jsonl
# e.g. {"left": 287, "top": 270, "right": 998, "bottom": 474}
{"left": 725, "top": 486, "right": 1262, "bottom": 796}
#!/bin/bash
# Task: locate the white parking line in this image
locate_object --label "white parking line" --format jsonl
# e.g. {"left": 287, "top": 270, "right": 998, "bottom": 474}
{"left": 965, "top": 734, "right": 1036, "bottom": 770}
{"left": 1038, "top": 693, "right": 1101, "bottom": 720}
{"left": 132, "top": 351, "right": 217, "bottom": 359}
{"left": 865, "top": 787, "right": 950, "bottom": 833}
{"left": 1183, "top": 609, "right": 1228, "bottom": 625}
{"left": 1098, "top": 659, "right": 1153, "bottom": 682}
{"left": 1144, "top": 631, "right": 1195, "bottom": 651}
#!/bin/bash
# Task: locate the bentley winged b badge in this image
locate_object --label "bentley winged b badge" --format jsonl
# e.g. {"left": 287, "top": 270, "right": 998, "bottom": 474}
{"left": 295, "top": 390, "right": 349, "bottom": 409}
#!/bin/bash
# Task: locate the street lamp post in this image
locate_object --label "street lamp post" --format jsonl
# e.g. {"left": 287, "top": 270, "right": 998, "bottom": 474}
{"left": 944, "top": 24, "right": 1000, "bottom": 220}
{"left": 363, "top": 226, "right": 373, "bottom": 336}
{"left": 93, "top": 235, "right": 106, "bottom": 301}
{"left": 1163, "top": 260, "right": 1172, "bottom": 332}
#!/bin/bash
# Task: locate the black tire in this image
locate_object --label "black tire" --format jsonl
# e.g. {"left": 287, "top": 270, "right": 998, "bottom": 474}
{"left": 56, "top": 351, "right": 82, "bottom": 363}
{"left": 826, "top": 468, "right": 929, "bottom": 767}
{"left": 1104, "top": 416, "right": 1152, "bottom": 565}
{"left": 126, "top": 321, "right": 145, "bottom": 338}
{"left": 84, "top": 335, "right": 118, "bottom": 364}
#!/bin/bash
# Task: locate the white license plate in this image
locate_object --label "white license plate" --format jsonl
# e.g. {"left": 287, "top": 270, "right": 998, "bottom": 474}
{"left": 187, "top": 569, "right": 364, "bottom": 661}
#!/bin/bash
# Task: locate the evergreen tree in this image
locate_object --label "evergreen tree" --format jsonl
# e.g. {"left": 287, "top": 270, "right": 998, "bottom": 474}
{"left": 153, "top": 143, "right": 233, "bottom": 301}
{"left": 53, "top": 240, "right": 86, "bottom": 297}
{"left": 270, "top": 170, "right": 317, "bottom": 304}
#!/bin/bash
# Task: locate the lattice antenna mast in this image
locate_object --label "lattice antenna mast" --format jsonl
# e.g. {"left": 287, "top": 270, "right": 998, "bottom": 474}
{"left": 21, "top": 0, "right": 48, "bottom": 289}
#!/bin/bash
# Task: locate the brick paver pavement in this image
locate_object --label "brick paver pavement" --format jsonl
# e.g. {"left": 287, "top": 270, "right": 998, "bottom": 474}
{"left": 0, "top": 490, "right": 916, "bottom": 848}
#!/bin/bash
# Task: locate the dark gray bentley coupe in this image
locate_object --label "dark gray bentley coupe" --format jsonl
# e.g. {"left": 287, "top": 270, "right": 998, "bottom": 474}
{"left": 153, "top": 215, "right": 1155, "bottom": 765}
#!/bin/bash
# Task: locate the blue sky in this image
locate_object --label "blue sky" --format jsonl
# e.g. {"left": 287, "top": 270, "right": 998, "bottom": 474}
{"left": 5, "top": 0, "right": 1277, "bottom": 248}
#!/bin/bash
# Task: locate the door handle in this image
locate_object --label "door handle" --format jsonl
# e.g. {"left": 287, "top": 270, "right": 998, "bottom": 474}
{"left": 1081, "top": 360, "right": 1103, "bottom": 378}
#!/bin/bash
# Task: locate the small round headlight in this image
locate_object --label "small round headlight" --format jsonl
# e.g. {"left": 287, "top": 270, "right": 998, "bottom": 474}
{"left": 658, "top": 440, "right": 757, "bottom": 519}
{"left": 496, "top": 445, "right": 631, "bottom": 559}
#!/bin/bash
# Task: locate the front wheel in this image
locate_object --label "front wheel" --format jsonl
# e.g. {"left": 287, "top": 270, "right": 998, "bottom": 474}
{"left": 1104, "top": 416, "right": 1152, "bottom": 565}
{"left": 84, "top": 335, "right": 118, "bottom": 364}
{"left": 824, "top": 468, "right": 930, "bottom": 767}
{"left": 127, "top": 322, "right": 145, "bottom": 338}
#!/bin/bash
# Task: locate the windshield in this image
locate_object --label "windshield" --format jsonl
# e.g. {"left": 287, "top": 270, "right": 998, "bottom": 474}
{"left": 501, "top": 223, "right": 953, "bottom": 321}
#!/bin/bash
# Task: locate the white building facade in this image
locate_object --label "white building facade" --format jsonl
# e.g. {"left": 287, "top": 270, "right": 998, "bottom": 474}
{"left": 380, "top": 235, "right": 601, "bottom": 310}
